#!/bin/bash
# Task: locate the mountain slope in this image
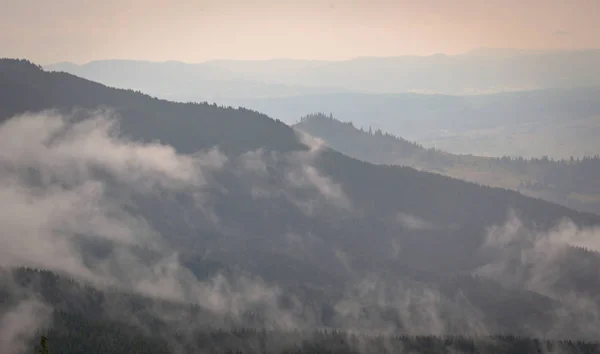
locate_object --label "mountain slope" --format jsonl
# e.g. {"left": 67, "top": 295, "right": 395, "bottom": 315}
{"left": 2, "top": 59, "right": 600, "bottom": 345}
{"left": 6, "top": 59, "right": 597, "bottom": 228}
{"left": 45, "top": 57, "right": 600, "bottom": 159}
{"left": 294, "top": 113, "right": 600, "bottom": 215}
{"left": 9, "top": 269, "right": 600, "bottom": 354}
{"left": 243, "top": 88, "right": 600, "bottom": 159}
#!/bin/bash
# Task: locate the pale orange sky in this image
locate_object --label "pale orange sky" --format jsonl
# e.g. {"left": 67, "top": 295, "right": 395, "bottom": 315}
{"left": 1, "top": 0, "right": 599, "bottom": 64}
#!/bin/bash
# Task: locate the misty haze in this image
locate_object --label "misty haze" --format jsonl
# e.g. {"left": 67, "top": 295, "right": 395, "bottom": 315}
{"left": 1, "top": 0, "right": 600, "bottom": 353}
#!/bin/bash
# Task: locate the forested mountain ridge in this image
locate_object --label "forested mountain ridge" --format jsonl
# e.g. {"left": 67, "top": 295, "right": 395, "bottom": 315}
{"left": 294, "top": 113, "right": 600, "bottom": 215}
{"left": 3, "top": 58, "right": 600, "bottom": 352}
{"left": 1, "top": 59, "right": 596, "bottom": 227}
{"left": 8, "top": 268, "right": 600, "bottom": 354}
{"left": 244, "top": 88, "right": 600, "bottom": 159}
{"left": 0, "top": 59, "right": 304, "bottom": 155}
{"left": 45, "top": 55, "right": 600, "bottom": 159}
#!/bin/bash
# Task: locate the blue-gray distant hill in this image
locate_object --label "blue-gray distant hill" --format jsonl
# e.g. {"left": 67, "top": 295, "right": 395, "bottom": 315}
{"left": 44, "top": 59, "right": 351, "bottom": 103}
{"left": 245, "top": 87, "right": 600, "bottom": 159}
{"left": 47, "top": 49, "right": 600, "bottom": 97}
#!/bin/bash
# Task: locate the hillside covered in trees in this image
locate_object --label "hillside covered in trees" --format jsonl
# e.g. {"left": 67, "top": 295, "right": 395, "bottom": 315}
{"left": 2, "top": 59, "right": 600, "bottom": 352}
{"left": 10, "top": 269, "right": 600, "bottom": 354}
{"left": 295, "top": 113, "right": 600, "bottom": 215}
{"left": 243, "top": 87, "right": 600, "bottom": 160}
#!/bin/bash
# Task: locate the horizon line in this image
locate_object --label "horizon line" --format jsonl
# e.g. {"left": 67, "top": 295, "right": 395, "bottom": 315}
{"left": 38, "top": 47, "right": 600, "bottom": 67}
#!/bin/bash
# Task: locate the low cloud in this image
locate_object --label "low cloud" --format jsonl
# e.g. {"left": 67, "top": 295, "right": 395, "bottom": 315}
{"left": 12, "top": 109, "right": 600, "bottom": 350}
{"left": 477, "top": 211, "right": 600, "bottom": 339}
{"left": 234, "top": 131, "right": 352, "bottom": 214}
{"left": 332, "top": 274, "right": 488, "bottom": 336}
{"left": 395, "top": 212, "right": 435, "bottom": 230}
{"left": 0, "top": 298, "right": 51, "bottom": 354}
{"left": 0, "top": 110, "right": 227, "bottom": 285}
{"left": 0, "top": 110, "right": 219, "bottom": 190}
{"left": 0, "top": 110, "right": 311, "bottom": 352}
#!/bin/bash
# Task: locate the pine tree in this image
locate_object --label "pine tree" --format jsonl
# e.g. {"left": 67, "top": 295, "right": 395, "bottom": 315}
{"left": 37, "top": 335, "right": 49, "bottom": 354}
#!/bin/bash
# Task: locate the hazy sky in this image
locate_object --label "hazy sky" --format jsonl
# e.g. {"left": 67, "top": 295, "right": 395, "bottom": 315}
{"left": 1, "top": 0, "right": 599, "bottom": 64}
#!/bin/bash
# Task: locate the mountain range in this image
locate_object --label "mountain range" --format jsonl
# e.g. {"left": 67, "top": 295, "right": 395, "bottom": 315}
{"left": 2, "top": 58, "right": 600, "bottom": 352}
{"left": 45, "top": 51, "right": 600, "bottom": 159}
{"left": 46, "top": 49, "right": 600, "bottom": 97}
{"left": 244, "top": 88, "right": 600, "bottom": 159}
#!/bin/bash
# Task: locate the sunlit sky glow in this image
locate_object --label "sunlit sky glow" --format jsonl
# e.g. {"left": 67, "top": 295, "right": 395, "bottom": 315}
{"left": 1, "top": 0, "right": 599, "bottom": 64}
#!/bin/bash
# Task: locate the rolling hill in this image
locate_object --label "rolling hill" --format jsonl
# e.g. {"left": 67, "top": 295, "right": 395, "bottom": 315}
{"left": 244, "top": 88, "right": 600, "bottom": 159}
{"left": 294, "top": 113, "right": 600, "bottom": 215}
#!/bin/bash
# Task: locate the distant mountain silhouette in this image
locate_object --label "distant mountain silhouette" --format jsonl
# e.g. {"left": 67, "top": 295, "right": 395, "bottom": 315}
{"left": 47, "top": 49, "right": 600, "bottom": 96}
{"left": 45, "top": 59, "right": 351, "bottom": 103}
